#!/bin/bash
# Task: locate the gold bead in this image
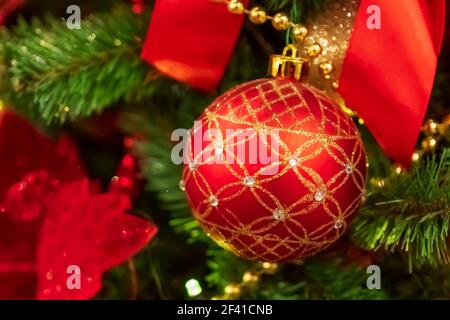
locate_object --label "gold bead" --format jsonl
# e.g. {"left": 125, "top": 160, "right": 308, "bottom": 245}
{"left": 370, "top": 178, "right": 385, "bottom": 188}
{"left": 242, "top": 271, "right": 260, "bottom": 286}
{"left": 261, "top": 262, "right": 278, "bottom": 274}
{"left": 412, "top": 151, "right": 421, "bottom": 162}
{"left": 307, "top": 43, "right": 322, "bottom": 57}
{"left": 394, "top": 165, "right": 403, "bottom": 175}
{"left": 332, "top": 80, "right": 339, "bottom": 89}
{"left": 422, "top": 119, "right": 438, "bottom": 135}
{"left": 272, "top": 13, "right": 290, "bottom": 30}
{"left": 319, "top": 62, "right": 334, "bottom": 76}
{"left": 421, "top": 136, "right": 437, "bottom": 151}
{"left": 292, "top": 25, "right": 308, "bottom": 42}
{"left": 224, "top": 284, "right": 241, "bottom": 298}
{"left": 248, "top": 6, "right": 267, "bottom": 24}
{"left": 227, "top": 0, "right": 245, "bottom": 15}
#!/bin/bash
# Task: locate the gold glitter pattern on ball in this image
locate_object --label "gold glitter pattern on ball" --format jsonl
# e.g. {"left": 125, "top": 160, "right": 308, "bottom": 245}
{"left": 182, "top": 78, "right": 366, "bottom": 262}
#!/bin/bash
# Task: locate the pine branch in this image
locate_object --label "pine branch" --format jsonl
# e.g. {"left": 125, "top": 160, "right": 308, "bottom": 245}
{"left": 0, "top": 6, "right": 153, "bottom": 124}
{"left": 206, "top": 248, "right": 255, "bottom": 288}
{"left": 205, "top": 248, "right": 389, "bottom": 299}
{"left": 378, "top": 255, "right": 450, "bottom": 299}
{"left": 351, "top": 149, "right": 450, "bottom": 269}
{"left": 297, "top": 258, "right": 388, "bottom": 299}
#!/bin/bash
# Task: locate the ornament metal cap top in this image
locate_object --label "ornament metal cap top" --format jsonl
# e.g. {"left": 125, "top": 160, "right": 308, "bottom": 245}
{"left": 268, "top": 44, "right": 309, "bottom": 80}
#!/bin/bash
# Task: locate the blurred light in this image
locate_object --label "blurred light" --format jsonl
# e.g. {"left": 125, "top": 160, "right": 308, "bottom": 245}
{"left": 185, "top": 279, "right": 202, "bottom": 297}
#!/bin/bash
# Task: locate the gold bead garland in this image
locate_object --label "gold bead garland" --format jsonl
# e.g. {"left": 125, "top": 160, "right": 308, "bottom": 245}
{"left": 307, "top": 43, "right": 322, "bottom": 57}
{"left": 248, "top": 6, "right": 267, "bottom": 24}
{"left": 412, "top": 115, "right": 450, "bottom": 162}
{"left": 292, "top": 25, "right": 308, "bottom": 42}
{"left": 211, "top": 262, "right": 279, "bottom": 300}
{"left": 213, "top": 0, "right": 308, "bottom": 42}
{"left": 227, "top": 0, "right": 245, "bottom": 14}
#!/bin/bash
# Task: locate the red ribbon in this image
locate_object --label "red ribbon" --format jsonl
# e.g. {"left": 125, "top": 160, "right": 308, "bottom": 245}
{"left": 142, "top": 0, "right": 249, "bottom": 92}
{"left": 338, "top": 0, "right": 446, "bottom": 166}
{"left": 141, "top": 0, "right": 446, "bottom": 166}
{"left": 0, "top": 0, "right": 24, "bottom": 25}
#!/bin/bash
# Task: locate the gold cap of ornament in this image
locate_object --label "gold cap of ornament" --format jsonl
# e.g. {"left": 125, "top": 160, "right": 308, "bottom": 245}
{"left": 269, "top": 44, "right": 309, "bottom": 80}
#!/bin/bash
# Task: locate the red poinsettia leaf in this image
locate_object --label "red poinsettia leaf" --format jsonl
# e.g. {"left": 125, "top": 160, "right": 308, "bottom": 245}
{"left": 0, "top": 111, "right": 84, "bottom": 198}
{"left": 0, "top": 272, "right": 36, "bottom": 300}
{"left": 2, "top": 170, "right": 59, "bottom": 222}
{"left": 36, "top": 180, "right": 157, "bottom": 300}
{"left": 0, "top": 170, "right": 59, "bottom": 299}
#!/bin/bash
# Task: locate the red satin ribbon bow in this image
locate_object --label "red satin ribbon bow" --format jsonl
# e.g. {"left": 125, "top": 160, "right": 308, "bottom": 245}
{"left": 338, "top": 0, "right": 446, "bottom": 166}
{"left": 141, "top": 0, "right": 446, "bottom": 166}
{"left": 142, "top": 0, "right": 249, "bottom": 92}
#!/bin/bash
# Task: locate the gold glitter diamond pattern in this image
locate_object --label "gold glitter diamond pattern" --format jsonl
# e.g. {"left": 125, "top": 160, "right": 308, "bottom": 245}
{"left": 182, "top": 78, "right": 366, "bottom": 262}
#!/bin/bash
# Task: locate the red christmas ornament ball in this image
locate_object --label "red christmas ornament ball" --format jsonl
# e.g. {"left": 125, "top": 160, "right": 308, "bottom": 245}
{"left": 181, "top": 78, "right": 367, "bottom": 262}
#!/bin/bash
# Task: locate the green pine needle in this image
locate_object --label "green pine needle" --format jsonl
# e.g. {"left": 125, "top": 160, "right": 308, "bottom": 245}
{"left": 0, "top": 6, "right": 152, "bottom": 124}
{"left": 207, "top": 255, "right": 389, "bottom": 300}
{"left": 351, "top": 149, "right": 450, "bottom": 268}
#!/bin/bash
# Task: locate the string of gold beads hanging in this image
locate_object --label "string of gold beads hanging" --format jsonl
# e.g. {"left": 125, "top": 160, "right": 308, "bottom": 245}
{"left": 213, "top": 0, "right": 309, "bottom": 41}
{"left": 412, "top": 115, "right": 450, "bottom": 162}
{"left": 211, "top": 262, "right": 279, "bottom": 300}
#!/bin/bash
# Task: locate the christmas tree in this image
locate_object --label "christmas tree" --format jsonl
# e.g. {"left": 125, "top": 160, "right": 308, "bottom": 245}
{"left": 0, "top": 0, "right": 449, "bottom": 300}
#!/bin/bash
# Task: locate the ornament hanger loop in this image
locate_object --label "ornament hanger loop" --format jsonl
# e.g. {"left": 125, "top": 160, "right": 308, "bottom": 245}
{"left": 269, "top": 45, "right": 309, "bottom": 81}
{"left": 282, "top": 44, "right": 298, "bottom": 58}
